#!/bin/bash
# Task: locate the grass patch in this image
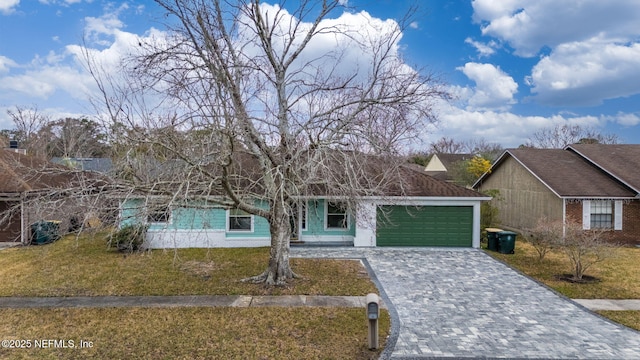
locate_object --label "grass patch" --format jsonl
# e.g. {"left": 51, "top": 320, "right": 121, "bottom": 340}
{"left": 0, "top": 234, "right": 377, "bottom": 297}
{"left": 596, "top": 311, "right": 640, "bottom": 331}
{"left": 0, "top": 307, "right": 390, "bottom": 359}
{"left": 486, "top": 240, "right": 640, "bottom": 299}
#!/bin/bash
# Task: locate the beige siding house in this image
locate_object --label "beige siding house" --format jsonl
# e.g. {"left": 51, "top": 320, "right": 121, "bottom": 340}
{"left": 473, "top": 144, "right": 640, "bottom": 245}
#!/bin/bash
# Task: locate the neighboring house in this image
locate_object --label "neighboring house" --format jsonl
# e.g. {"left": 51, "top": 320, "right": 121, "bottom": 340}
{"left": 424, "top": 153, "right": 473, "bottom": 182}
{"left": 120, "top": 161, "right": 489, "bottom": 249}
{"left": 0, "top": 149, "right": 105, "bottom": 243}
{"left": 473, "top": 144, "right": 640, "bottom": 244}
{"left": 51, "top": 157, "right": 113, "bottom": 174}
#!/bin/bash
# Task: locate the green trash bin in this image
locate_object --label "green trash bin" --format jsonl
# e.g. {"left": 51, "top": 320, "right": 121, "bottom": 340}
{"left": 485, "top": 228, "right": 503, "bottom": 251}
{"left": 30, "top": 221, "right": 61, "bottom": 245}
{"left": 498, "top": 231, "right": 517, "bottom": 254}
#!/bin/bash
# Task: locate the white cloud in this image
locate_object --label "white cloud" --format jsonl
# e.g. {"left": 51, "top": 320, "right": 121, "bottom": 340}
{"left": 472, "top": 0, "right": 640, "bottom": 57}
{"left": 464, "top": 37, "right": 496, "bottom": 57}
{"left": 609, "top": 112, "right": 640, "bottom": 127}
{"left": 409, "top": 21, "right": 418, "bottom": 29}
{"left": 456, "top": 62, "right": 518, "bottom": 111}
{"left": 0, "top": 0, "right": 19, "bottom": 15}
{"left": 427, "top": 100, "right": 607, "bottom": 147}
{"left": 527, "top": 37, "right": 640, "bottom": 106}
{"left": 0, "top": 55, "right": 17, "bottom": 73}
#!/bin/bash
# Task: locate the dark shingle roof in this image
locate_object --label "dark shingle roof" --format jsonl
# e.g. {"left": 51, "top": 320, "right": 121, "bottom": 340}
{"left": 489, "top": 148, "right": 635, "bottom": 198}
{"left": 0, "top": 150, "right": 107, "bottom": 194}
{"left": 567, "top": 144, "right": 640, "bottom": 193}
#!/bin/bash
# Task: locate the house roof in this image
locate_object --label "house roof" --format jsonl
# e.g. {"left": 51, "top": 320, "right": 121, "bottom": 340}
{"left": 126, "top": 150, "right": 487, "bottom": 199}
{"left": 425, "top": 153, "right": 473, "bottom": 181}
{"left": 0, "top": 150, "right": 107, "bottom": 195}
{"left": 567, "top": 144, "right": 640, "bottom": 193}
{"left": 474, "top": 148, "right": 636, "bottom": 198}
{"left": 51, "top": 157, "right": 113, "bottom": 173}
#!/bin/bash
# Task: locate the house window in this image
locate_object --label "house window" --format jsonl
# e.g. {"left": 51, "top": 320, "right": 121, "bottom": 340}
{"left": 590, "top": 200, "right": 613, "bottom": 229}
{"left": 300, "top": 203, "right": 307, "bottom": 231}
{"left": 326, "top": 202, "right": 348, "bottom": 229}
{"left": 147, "top": 206, "right": 170, "bottom": 224}
{"left": 228, "top": 208, "right": 253, "bottom": 232}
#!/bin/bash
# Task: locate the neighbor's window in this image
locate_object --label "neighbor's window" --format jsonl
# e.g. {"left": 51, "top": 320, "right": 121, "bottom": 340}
{"left": 590, "top": 200, "right": 613, "bottom": 229}
{"left": 326, "top": 202, "right": 348, "bottom": 229}
{"left": 228, "top": 208, "right": 253, "bottom": 231}
{"left": 147, "top": 206, "right": 170, "bottom": 224}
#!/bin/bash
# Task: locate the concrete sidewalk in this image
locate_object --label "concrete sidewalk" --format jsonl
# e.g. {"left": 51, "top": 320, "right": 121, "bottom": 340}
{"left": 0, "top": 295, "right": 383, "bottom": 309}
{"left": 573, "top": 299, "right": 640, "bottom": 311}
{"left": 0, "top": 295, "right": 635, "bottom": 311}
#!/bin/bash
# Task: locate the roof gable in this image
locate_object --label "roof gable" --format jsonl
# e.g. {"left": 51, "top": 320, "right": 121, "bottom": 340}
{"left": 567, "top": 144, "right": 640, "bottom": 193}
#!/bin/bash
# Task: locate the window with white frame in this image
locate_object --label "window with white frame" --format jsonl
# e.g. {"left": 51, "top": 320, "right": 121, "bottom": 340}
{"left": 326, "top": 202, "right": 348, "bottom": 229}
{"left": 228, "top": 208, "right": 253, "bottom": 231}
{"left": 590, "top": 200, "right": 613, "bottom": 229}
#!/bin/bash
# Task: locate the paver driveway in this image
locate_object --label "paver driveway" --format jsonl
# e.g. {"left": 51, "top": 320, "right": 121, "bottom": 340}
{"left": 292, "top": 247, "right": 640, "bottom": 359}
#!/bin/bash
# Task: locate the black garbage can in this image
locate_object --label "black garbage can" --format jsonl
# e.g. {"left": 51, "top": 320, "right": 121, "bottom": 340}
{"left": 30, "top": 221, "right": 61, "bottom": 245}
{"left": 498, "top": 231, "right": 517, "bottom": 254}
{"left": 485, "top": 228, "right": 503, "bottom": 251}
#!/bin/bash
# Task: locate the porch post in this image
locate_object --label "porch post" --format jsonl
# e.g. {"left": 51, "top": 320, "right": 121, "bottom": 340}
{"left": 354, "top": 201, "right": 376, "bottom": 247}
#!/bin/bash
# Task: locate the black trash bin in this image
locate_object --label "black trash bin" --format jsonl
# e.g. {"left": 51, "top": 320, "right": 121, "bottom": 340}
{"left": 30, "top": 221, "right": 61, "bottom": 245}
{"left": 498, "top": 231, "right": 517, "bottom": 254}
{"left": 485, "top": 228, "right": 503, "bottom": 251}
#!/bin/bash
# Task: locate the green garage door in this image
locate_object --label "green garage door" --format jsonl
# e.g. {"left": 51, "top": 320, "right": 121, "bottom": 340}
{"left": 376, "top": 206, "right": 473, "bottom": 247}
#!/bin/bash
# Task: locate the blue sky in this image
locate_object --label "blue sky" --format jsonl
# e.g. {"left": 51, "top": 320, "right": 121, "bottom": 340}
{"left": 1, "top": 0, "right": 639, "bottom": 148}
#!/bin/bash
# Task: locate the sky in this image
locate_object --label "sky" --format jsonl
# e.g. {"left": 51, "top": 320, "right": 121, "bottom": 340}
{"left": 0, "top": 0, "right": 639, "bottom": 149}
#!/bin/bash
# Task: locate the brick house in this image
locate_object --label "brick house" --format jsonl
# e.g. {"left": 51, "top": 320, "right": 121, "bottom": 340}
{"left": 473, "top": 144, "right": 640, "bottom": 245}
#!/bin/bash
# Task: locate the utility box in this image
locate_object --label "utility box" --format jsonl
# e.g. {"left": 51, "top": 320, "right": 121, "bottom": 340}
{"left": 365, "top": 293, "right": 380, "bottom": 350}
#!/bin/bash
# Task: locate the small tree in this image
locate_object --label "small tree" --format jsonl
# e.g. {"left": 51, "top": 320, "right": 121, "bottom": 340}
{"left": 558, "top": 219, "right": 615, "bottom": 281}
{"left": 525, "top": 217, "right": 561, "bottom": 261}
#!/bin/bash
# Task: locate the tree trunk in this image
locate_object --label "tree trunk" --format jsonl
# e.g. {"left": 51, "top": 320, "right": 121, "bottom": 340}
{"left": 243, "top": 200, "right": 296, "bottom": 285}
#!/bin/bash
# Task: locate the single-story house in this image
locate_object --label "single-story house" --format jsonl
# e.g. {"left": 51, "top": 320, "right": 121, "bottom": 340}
{"left": 120, "top": 161, "right": 490, "bottom": 249}
{"left": 0, "top": 148, "right": 106, "bottom": 243}
{"left": 424, "top": 153, "right": 473, "bottom": 182}
{"left": 473, "top": 144, "right": 640, "bottom": 244}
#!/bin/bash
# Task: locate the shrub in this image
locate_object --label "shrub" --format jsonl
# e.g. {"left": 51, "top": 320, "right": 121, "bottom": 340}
{"left": 109, "top": 224, "right": 148, "bottom": 253}
{"left": 480, "top": 189, "right": 502, "bottom": 230}
{"left": 525, "top": 217, "right": 562, "bottom": 261}
{"left": 557, "top": 219, "right": 616, "bottom": 281}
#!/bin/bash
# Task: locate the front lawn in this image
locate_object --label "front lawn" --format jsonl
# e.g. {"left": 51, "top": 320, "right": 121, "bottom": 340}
{"left": 0, "top": 233, "right": 388, "bottom": 359}
{"left": 0, "top": 307, "right": 390, "bottom": 359}
{"left": 0, "top": 233, "right": 377, "bottom": 297}
{"left": 487, "top": 239, "right": 640, "bottom": 299}
{"left": 487, "top": 239, "right": 640, "bottom": 330}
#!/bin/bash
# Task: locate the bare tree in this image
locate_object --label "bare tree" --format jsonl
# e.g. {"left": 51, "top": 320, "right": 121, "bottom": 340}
{"left": 86, "top": 0, "right": 448, "bottom": 285}
{"left": 525, "top": 124, "right": 619, "bottom": 149}
{"left": 43, "top": 118, "right": 110, "bottom": 158}
{"left": 5, "top": 105, "right": 51, "bottom": 158}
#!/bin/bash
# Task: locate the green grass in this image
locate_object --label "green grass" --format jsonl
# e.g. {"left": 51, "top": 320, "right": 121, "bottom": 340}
{"left": 0, "top": 233, "right": 377, "bottom": 296}
{"left": 0, "top": 307, "right": 390, "bottom": 360}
